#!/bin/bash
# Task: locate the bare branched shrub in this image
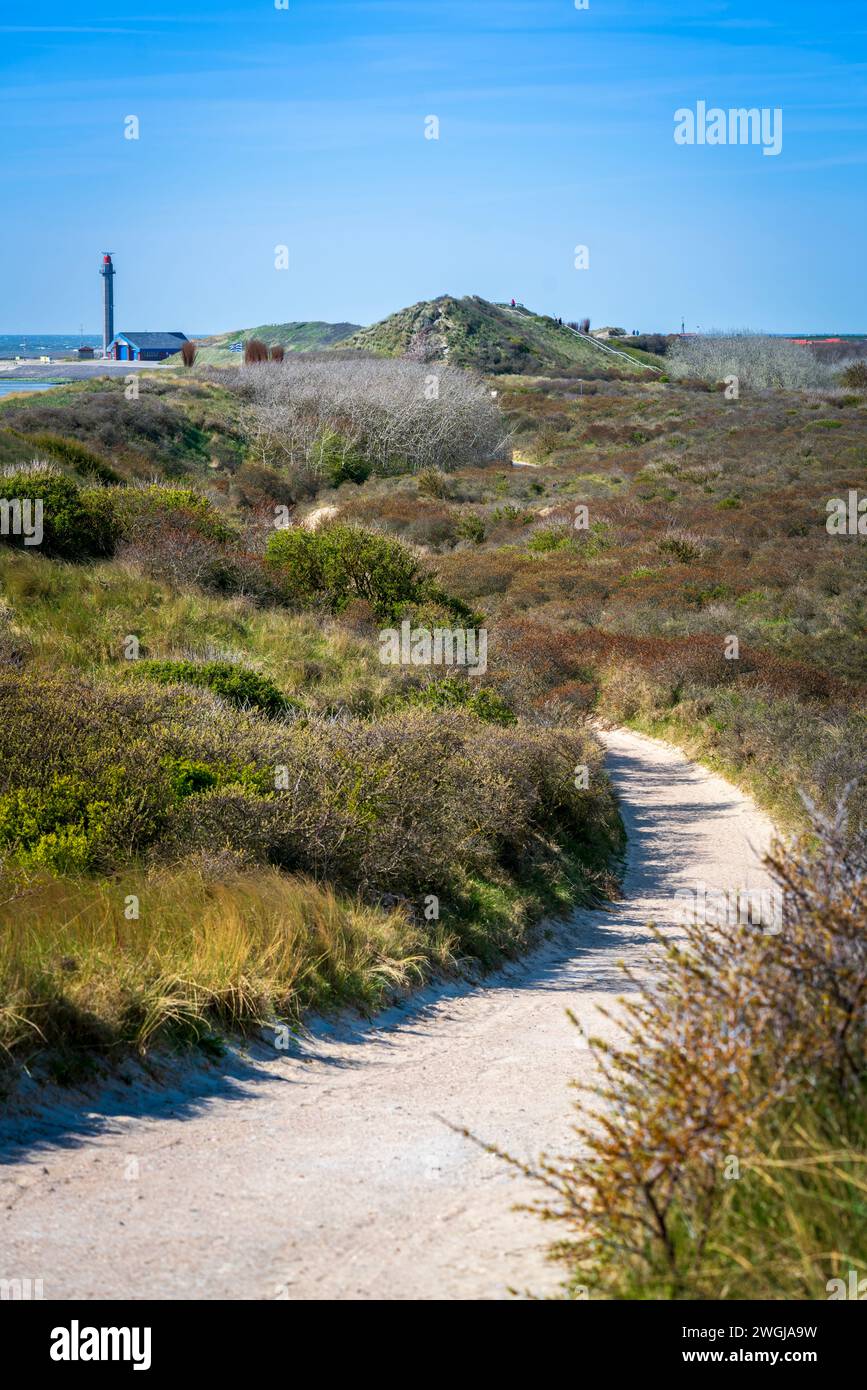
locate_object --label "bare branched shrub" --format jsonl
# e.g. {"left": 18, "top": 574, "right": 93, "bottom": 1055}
{"left": 228, "top": 358, "right": 509, "bottom": 477}
{"left": 269, "top": 344, "right": 285, "bottom": 363}
{"left": 667, "top": 332, "right": 837, "bottom": 391}
{"left": 244, "top": 338, "right": 269, "bottom": 366}
{"left": 180, "top": 340, "right": 198, "bottom": 369}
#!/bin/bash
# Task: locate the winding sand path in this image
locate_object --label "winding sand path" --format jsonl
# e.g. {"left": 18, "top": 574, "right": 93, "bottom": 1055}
{"left": 0, "top": 729, "right": 775, "bottom": 1300}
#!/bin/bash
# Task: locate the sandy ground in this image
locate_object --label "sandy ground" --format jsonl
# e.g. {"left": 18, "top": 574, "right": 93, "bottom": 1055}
{"left": 0, "top": 729, "right": 776, "bottom": 1301}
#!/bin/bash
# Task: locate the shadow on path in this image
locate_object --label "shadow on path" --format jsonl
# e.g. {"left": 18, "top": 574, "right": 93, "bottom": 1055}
{"left": 0, "top": 730, "right": 740, "bottom": 1162}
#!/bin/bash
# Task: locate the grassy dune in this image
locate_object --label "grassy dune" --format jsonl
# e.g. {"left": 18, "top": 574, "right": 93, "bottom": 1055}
{"left": 340, "top": 294, "right": 651, "bottom": 375}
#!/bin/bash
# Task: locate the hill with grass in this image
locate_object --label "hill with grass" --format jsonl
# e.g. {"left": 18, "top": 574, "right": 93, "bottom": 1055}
{"left": 339, "top": 294, "right": 654, "bottom": 375}
{"left": 174, "top": 320, "right": 362, "bottom": 366}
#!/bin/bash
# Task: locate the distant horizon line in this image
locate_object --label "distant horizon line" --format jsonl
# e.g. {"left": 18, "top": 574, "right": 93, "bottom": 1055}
{"left": 1, "top": 327, "right": 866, "bottom": 339}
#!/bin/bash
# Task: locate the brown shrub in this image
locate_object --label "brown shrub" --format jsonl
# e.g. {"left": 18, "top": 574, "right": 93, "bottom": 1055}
{"left": 244, "top": 338, "right": 269, "bottom": 365}
{"left": 234, "top": 459, "right": 302, "bottom": 509}
{"left": 339, "top": 493, "right": 457, "bottom": 549}
{"left": 528, "top": 803, "right": 867, "bottom": 1297}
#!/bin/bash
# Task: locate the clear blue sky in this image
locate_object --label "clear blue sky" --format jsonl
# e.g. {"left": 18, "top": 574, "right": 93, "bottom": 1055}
{"left": 2, "top": 0, "right": 865, "bottom": 333}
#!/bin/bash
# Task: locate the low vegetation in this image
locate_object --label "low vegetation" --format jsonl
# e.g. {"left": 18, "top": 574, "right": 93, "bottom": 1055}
{"left": 0, "top": 402, "right": 622, "bottom": 1075}
{"left": 525, "top": 805, "right": 867, "bottom": 1300}
{"left": 0, "top": 667, "right": 620, "bottom": 1072}
{"left": 1, "top": 325, "right": 863, "bottom": 1306}
{"left": 0, "top": 375, "right": 246, "bottom": 479}
{"left": 426, "top": 372, "right": 866, "bottom": 831}
{"left": 666, "top": 332, "right": 846, "bottom": 390}
{"left": 0, "top": 867, "right": 436, "bottom": 1081}
{"left": 169, "top": 319, "right": 361, "bottom": 366}
{"left": 235, "top": 355, "right": 508, "bottom": 484}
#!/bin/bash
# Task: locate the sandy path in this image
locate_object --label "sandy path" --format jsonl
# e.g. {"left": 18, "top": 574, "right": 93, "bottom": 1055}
{"left": 0, "top": 729, "right": 776, "bottom": 1301}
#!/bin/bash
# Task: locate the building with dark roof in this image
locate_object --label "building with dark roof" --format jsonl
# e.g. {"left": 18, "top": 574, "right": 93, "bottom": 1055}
{"left": 107, "top": 332, "right": 188, "bottom": 362}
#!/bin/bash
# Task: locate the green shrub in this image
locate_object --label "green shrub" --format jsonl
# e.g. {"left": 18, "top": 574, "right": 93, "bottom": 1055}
{"left": 456, "top": 512, "right": 486, "bottom": 544}
{"left": 527, "top": 525, "right": 574, "bottom": 554}
{"left": 265, "top": 523, "right": 430, "bottom": 619}
{"left": 161, "top": 756, "right": 220, "bottom": 798}
{"left": 313, "top": 431, "right": 372, "bottom": 487}
{"left": 658, "top": 534, "right": 702, "bottom": 564}
{"left": 129, "top": 659, "right": 293, "bottom": 716}
{"left": 840, "top": 360, "right": 867, "bottom": 389}
{"left": 114, "top": 484, "right": 234, "bottom": 542}
{"left": 161, "top": 755, "right": 275, "bottom": 800}
{"left": 0, "top": 473, "right": 119, "bottom": 560}
{"left": 0, "top": 674, "right": 623, "bottom": 973}
{"left": 416, "top": 469, "right": 453, "bottom": 500}
{"left": 388, "top": 676, "right": 515, "bottom": 725}
{"left": 0, "top": 772, "right": 124, "bottom": 872}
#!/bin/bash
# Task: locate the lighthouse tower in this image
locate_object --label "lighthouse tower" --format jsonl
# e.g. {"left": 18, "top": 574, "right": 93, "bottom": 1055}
{"left": 100, "top": 253, "right": 116, "bottom": 357}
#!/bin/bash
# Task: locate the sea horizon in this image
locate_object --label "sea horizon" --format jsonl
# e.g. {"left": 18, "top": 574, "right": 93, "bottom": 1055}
{"left": 0, "top": 332, "right": 215, "bottom": 359}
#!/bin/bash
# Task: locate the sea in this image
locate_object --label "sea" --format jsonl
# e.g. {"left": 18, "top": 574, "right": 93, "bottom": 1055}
{"left": 0, "top": 333, "right": 103, "bottom": 393}
{"left": 0, "top": 381, "right": 61, "bottom": 397}
{"left": 0, "top": 333, "right": 104, "bottom": 359}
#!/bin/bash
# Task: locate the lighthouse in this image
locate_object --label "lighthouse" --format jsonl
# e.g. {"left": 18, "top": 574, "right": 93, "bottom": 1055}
{"left": 100, "top": 253, "right": 116, "bottom": 357}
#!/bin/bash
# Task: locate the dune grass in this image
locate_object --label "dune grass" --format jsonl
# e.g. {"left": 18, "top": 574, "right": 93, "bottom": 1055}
{"left": 0, "top": 819, "right": 614, "bottom": 1085}
{"left": 0, "top": 863, "right": 442, "bottom": 1084}
{"left": 0, "top": 547, "right": 393, "bottom": 714}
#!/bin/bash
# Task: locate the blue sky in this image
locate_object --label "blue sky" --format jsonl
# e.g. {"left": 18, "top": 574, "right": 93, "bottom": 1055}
{"left": 2, "top": 0, "right": 865, "bottom": 333}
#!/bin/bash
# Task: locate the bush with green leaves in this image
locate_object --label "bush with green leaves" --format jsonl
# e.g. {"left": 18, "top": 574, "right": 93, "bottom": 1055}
{"left": 266, "top": 522, "right": 436, "bottom": 620}
{"left": 0, "top": 674, "right": 622, "bottom": 932}
{"left": 0, "top": 773, "right": 120, "bottom": 873}
{"left": 527, "top": 524, "right": 575, "bottom": 554}
{"left": 386, "top": 676, "right": 515, "bottom": 725}
{"left": 159, "top": 755, "right": 272, "bottom": 798}
{"left": 840, "top": 360, "right": 867, "bottom": 390}
{"left": 313, "top": 430, "right": 372, "bottom": 487}
{"left": 113, "top": 484, "right": 234, "bottom": 543}
{"left": 0, "top": 678, "right": 282, "bottom": 873}
{"left": 0, "top": 472, "right": 118, "bottom": 560}
{"left": 129, "top": 659, "right": 293, "bottom": 716}
{"left": 456, "top": 512, "right": 486, "bottom": 544}
{"left": 416, "top": 468, "right": 453, "bottom": 500}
